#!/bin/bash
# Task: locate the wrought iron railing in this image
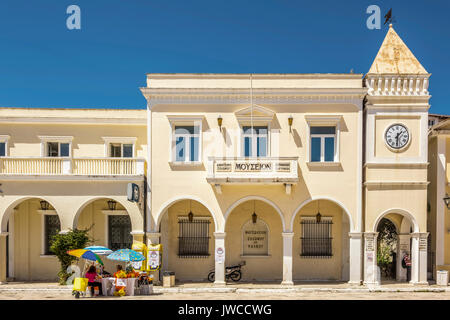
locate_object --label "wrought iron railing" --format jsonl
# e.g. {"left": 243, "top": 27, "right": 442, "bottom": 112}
{"left": 178, "top": 219, "right": 211, "bottom": 258}
{"left": 300, "top": 219, "right": 333, "bottom": 258}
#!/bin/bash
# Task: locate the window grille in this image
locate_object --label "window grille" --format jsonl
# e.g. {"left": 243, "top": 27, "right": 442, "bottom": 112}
{"left": 108, "top": 215, "right": 133, "bottom": 251}
{"left": 178, "top": 217, "right": 210, "bottom": 258}
{"left": 44, "top": 215, "right": 61, "bottom": 255}
{"left": 300, "top": 217, "right": 333, "bottom": 258}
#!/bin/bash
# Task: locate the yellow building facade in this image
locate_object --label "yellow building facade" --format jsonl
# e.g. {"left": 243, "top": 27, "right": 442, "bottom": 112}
{"left": 0, "top": 26, "right": 435, "bottom": 285}
{"left": 428, "top": 118, "right": 450, "bottom": 278}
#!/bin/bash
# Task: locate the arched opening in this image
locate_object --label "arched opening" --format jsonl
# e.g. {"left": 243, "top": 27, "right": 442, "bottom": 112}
{"left": 75, "top": 198, "right": 134, "bottom": 274}
{"left": 376, "top": 218, "right": 398, "bottom": 281}
{"left": 292, "top": 199, "right": 350, "bottom": 281}
{"left": 158, "top": 199, "right": 216, "bottom": 282}
{"left": 4, "top": 198, "right": 61, "bottom": 281}
{"left": 374, "top": 211, "right": 415, "bottom": 283}
{"left": 224, "top": 198, "right": 284, "bottom": 282}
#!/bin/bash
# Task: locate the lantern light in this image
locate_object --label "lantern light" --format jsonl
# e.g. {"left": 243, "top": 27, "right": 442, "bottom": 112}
{"left": 252, "top": 200, "right": 257, "bottom": 223}
{"left": 188, "top": 200, "right": 194, "bottom": 222}
{"left": 444, "top": 194, "right": 450, "bottom": 209}
{"left": 316, "top": 200, "right": 321, "bottom": 223}
{"left": 217, "top": 115, "right": 223, "bottom": 132}
{"left": 40, "top": 200, "right": 50, "bottom": 211}
{"left": 107, "top": 200, "right": 117, "bottom": 211}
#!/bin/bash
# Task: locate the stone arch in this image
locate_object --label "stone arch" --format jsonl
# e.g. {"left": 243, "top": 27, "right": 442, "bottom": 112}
{"left": 224, "top": 195, "right": 286, "bottom": 232}
{"left": 373, "top": 208, "right": 419, "bottom": 233}
{"left": 290, "top": 196, "right": 355, "bottom": 232}
{"left": 1, "top": 196, "right": 62, "bottom": 233}
{"left": 73, "top": 196, "right": 142, "bottom": 232}
{"left": 155, "top": 196, "right": 219, "bottom": 232}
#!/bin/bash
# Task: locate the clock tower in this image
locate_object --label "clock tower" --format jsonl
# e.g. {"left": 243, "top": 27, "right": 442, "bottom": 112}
{"left": 363, "top": 25, "right": 431, "bottom": 285}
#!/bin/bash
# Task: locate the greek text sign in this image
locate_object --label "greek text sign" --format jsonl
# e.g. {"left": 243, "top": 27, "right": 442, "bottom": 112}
{"left": 365, "top": 238, "right": 374, "bottom": 252}
{"left": 242, "top": 221, "right": 268, "bottom": 256}
{"left": 419, "top": 238, "right": 427, "bottom": 251}
{"left": 234, "top": 162, "right": 272, "bottom": 172}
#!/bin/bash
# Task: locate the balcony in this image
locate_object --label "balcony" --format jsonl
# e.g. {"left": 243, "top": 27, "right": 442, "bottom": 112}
{"left": 0, "top": 157, "right": 145, "bottom": 179}
{"left": 206, "top": 157, "right": 299, "bottom": 194}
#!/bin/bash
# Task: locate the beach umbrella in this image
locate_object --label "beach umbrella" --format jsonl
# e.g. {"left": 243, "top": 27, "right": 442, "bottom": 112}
{"left": 84, "top": 246, "right": 113, "bottom": 255}
{"left": 67, "top": 249, "right": 104, "bottom": 265}
{"left": 107, "top": 249, "right": 145, "bottom": 262}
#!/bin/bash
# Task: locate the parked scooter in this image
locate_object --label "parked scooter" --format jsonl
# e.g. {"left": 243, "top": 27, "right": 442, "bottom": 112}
{"left": 207, "top": 261, "right": 245, "bottom": 282}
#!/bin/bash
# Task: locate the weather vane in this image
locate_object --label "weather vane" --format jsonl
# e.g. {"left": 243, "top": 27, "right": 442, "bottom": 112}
{"left": 384, "top": 8, "right": 396, "bottom": 26}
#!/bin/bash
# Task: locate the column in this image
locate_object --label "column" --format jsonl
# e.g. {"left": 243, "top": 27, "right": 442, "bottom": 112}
{"left": 146, "top": 103, "right": 153, "bottom": 235}
{"left": 146, "top": 232, "right": 161, "bottom": 284}
{"left": 213, "top": 232, "right": 226, "bottom": 286}
{"left": 0, "top": 233, "right": 7, "bottom": 284}
{"left": 348, "top": 232, "right": 363, "bottom": 284}
{"left": 410, "top": 232, "right": 429, "bottom": 285}
{"left": 281, "top": 232, "right": 294, "bottom": 286}
{"left": 396, "top": 234, "right": 411, "bottom": 281}
{"left": 363, "top": 232, "right": 380, "bottom": 285}
{"left": 131, "top": 231, "right": 145, "bottom": 243}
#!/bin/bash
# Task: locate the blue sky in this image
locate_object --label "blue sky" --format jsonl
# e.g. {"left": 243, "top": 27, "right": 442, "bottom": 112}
{"left": 0, "top": 0, "right": 448, "bottom": 114}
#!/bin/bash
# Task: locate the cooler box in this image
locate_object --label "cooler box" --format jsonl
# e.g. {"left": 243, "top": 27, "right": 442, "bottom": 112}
{"left": 437, "top": 270, "right": 448, "bottom": 286}
{"left": 163, "top": 271, "right": 175, "bottom": 287}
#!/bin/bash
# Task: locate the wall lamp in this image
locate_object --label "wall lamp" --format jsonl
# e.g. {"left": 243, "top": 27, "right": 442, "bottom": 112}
{"left": 444, "top": 194, "right": 450, "bottom": 209}
{"left": 288, "top": 115, "right": 293, "bottom": 132}
{"left": 217, "top": 115, "right": 223, "bottom": 132}
{"left": 40, "top": 200, "right": 50, "bottom": 211}
{"left": 107, "top": 200, "right": 117, "bottom": 211}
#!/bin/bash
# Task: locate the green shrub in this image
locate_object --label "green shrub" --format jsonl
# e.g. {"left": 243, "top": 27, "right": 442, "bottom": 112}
{"left": 49, "top": 228, "right": 93, "bottom": 285}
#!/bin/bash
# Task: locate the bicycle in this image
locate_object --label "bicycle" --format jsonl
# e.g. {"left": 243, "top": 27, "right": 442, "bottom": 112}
{"left": 207, "top": 261, "right": 245, "bottom": 282}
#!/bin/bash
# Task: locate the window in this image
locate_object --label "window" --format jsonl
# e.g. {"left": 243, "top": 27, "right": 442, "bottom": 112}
{"left": 44, "top": 215, "right": 61, "bottom": 255}
{"left": 242, "top": 126, "right": 268, "bottom": 157}
{"left": 178, "top": 217, "right": 210, "bottom": 258}
{"left": 0, "top": 135, "right": 10, "bottom": 157}
{"left": 47, "top": 142, "right": 70, "bottom": 157}
{"left": 174, "top": 126, "right": 200, "bottom": 162}
{"left": 0, "top": 142, "right": 5, "bottom": 157}
{"left": 310, "top": 126, "right": 336, "bottom": 162}
{"left": 300, "top": 217, "right": 333, "bottom": 257}
{"left": 109, "top": 143, "right": 133, "bottom": 158}
{"left": 39, "top": 136, "right": 73, "bottom": 157}
{"left": 108, "top": 215, "right": 133, "bottom": 251}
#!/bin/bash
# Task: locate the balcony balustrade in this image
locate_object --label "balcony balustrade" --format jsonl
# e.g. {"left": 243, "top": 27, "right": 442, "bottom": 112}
{"left": 207, "top": 156, "right": 299, "bottom": 194}
{"left": 0, "top": 157, "right": 145, "bottom": 176}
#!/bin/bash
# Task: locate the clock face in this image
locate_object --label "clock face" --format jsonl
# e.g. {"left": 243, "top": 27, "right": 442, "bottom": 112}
{"left": 385, "top": 124, "right": 410, "bottom": 149}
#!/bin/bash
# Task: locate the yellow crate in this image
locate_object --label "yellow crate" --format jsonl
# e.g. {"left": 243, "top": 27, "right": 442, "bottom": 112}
{"left": 73, "top": 278, "right": 89, "bottom": 292}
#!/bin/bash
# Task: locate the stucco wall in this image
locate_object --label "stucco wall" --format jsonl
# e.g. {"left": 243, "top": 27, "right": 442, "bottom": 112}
{"left": 160, "top": 200, "right": 215, "bottom": 281}
{"left": 292, "top": 200, "right": 347, "bottom": 280}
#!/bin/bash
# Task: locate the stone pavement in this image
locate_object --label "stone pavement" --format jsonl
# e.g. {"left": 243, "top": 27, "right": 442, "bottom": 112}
{"left": 0, "top": 280, "right": 449, "bottom": 293}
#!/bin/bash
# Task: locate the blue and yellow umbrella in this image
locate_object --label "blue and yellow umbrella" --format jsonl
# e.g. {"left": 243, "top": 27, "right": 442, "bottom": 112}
{"left": 107, "top": 249, "right": 145, "bottom": 262}
{"left": 67, "top": 249, "right": 104, "bottom": 265}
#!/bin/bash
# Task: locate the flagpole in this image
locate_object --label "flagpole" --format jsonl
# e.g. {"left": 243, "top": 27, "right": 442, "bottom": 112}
{"left": 250, "top": 74, "right": 254, "bottom": 157}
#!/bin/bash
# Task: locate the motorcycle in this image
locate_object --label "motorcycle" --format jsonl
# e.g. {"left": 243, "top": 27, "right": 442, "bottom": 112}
{"left": 207, "top": 261, "right": 245, "bottom": 282}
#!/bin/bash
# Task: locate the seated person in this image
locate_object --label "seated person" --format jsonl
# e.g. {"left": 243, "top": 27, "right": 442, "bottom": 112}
{"left": 85, "top": 265, "right": 103, "bottom": 296}
{"left": 114, "top": 265, "right": 125, "bottom": 278}
{"left": 113, "top": 265, "right": 127, "bottom": 296}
